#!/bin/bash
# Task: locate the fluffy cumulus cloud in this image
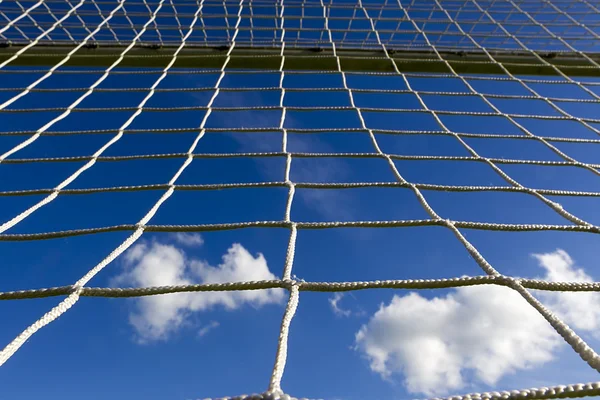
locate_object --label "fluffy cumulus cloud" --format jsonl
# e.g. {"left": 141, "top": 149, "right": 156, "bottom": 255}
{"left": 354, "top": 286, "right": 560, "bottom": 396}
{"left": 533, "top": 250, "right": 600, "bottom": 337}
{"left": 354, "top": 249, "right": 599, "bottom": 396}
{"left": 113, "top": 241, "right": 285, "bottom": 343}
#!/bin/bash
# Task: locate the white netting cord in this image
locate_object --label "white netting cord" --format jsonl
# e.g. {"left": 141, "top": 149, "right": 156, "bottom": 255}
{"left": 2, "top": 151, "right": 600, "bottom": 171}
{"left": 0, "top": 0, "right": 597, "bottom": 49}
{"left": 0, "top": 1, "right": 127, "bottom": 109}
{"left": 421, "top": 0, "right": 600, "bottom": 372}
{"left": 361, "top": 1, "right": 506, "bottom": 276}
{"left": 381, "top": 0, "right": 600, "bottom": 375}
{"left": 319, "top": 0, "right": 414, "bottom": 204}
{"left": 121, "top": 1, "right": 141, "bottom": 41}
{"left": 0, "top": 0, "right": 176, "bottom": 234}
{"left": 324, "top": 0, "right": 506, "bottom": 285}
{"left": 510, "top": 0, "right": 600, "bottom": 70}
{"left": 424, "top": 0, "right": 600, "bottom": 175}
{"left": 1, "top": 1, "right": 600, "bottom": 399}
{"left": 8, "top": 81, "right": 599, "bottom": 98}
{"left": 269, "top": 2, "right": 300, "bottom": 393}
{"left": 67, "top": 0, "right": 97, "bottom": 41}
{"left": 169, "top": 0, "right": 185, "bottom": 40}
{"left": 351, "top": 0, "right": 600, "bottom": 390}
{"left": 269, "top": 284, "right": 300, "bottom": 397}
{"left": 142, "top": 0, "right": 164, "bottom": 45}
{"left": 405, "top": 1, "right": 591, "bottom": 220}
{"left": 4, "top": 179, "right": 600, "bottom": 202}
{"left": 388, "top": 0, "right": 596, "bottom": 230}
{"left": 0, "top": 0, "right": 88, "bottom": 67}
{"left": 5, "top": 106, "right": 600, "bottom": 125}
{"left": 3, "top": 219, "right": 600, "bottom": 244}
{"left": 42, "top": 1, "right": 76, "bottom": 42}
{"left": 454, "top": 0, "right": 600, "bottom": 142}
{"left": 0, "top": 2, "right": 32, "bottom": 43}
{"left": 469, "top": 0, "right": 600, "bottom": 103}
{"left": 0, "top": 0, "right": 169, "bottom": 364}
{"left": 18, "top": 1, "right": 53, "bottom": 41}
{"left": 0, "top": 0, "right": 45, "bottom": 37}
{"left": 5, "top": 273, "right": 600, "bottom": 301}
{"left": 0, "top": 0, "right": 242, "bottom": 366}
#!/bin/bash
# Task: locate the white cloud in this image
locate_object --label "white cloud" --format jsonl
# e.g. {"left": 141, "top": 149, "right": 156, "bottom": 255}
{"left": 198, "top": 321, "right": 220, "bottom": 338}
{"left": 355, "top": 287, "right": 560, "bottom": 396}
{"left": 171, "top": 232, "right": 204, "bottom": 247}
{"left": 329, "top": 293, "right": 352, "bottom": 317}
{"left": 113, "top": 241, "right": 285, "bottom": 343}
{"left": 533, "top": 249, "right": 600, "bottom": 337}
{"left": 354, "top": 249, "right": 598, "bottom": 397}
{"left": 189, "top": 244, "right": 286, "bottom": 310}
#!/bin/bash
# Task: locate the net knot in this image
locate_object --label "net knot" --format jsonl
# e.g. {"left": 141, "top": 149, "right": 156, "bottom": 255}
{"left": 70, "top": 285, "right": 84, "bottom": 295}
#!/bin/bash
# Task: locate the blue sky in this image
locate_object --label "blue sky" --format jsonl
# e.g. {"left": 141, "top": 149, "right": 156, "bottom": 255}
{"left": 1, "top": 1, "right": 600, "bottom": 400}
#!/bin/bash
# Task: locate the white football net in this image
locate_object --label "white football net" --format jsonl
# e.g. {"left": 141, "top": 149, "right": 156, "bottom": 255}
{"left": 0, "top": 0, "right": 600, "bottom": 399}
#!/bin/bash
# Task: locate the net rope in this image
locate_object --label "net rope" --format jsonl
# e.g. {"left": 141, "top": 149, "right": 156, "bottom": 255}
{"left": 0, "top": 0, "right": 600, "bottom": 399}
